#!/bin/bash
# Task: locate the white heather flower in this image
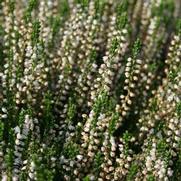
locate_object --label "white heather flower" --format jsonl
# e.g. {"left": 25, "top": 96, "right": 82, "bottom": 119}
{"left": 167, "top": 168, "right": 173, "bottom": 177}
{"left": 76, "top": 155, "right": 83, "bottom": 161}
{"left": 2, "top": 107, "right": 7, "bottom": 113}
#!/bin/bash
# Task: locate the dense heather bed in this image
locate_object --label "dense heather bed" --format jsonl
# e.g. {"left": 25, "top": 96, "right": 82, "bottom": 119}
{"left": 0, "top": 0, "right": 181, "bottom": 180}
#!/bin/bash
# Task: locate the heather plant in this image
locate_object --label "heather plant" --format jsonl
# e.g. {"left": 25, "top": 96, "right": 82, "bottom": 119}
{"left": 0, "top": 0, "right": 180, "bottom": 180}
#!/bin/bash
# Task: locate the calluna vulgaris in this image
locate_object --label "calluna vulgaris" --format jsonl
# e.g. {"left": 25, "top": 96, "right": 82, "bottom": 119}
{"left": 0, "top": 0, "right": 181, "bottom": 180}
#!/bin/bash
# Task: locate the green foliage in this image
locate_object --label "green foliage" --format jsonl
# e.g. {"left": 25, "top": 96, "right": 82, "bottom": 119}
{"left": 31, "top": 20, "right": 41, "bottom": 45}
{"left": 126, "top": 163, "right": 139, "bottom": 181}
{"left": 63, "top": 142, "right": 79, "bottom": 159}
{"left": 154, "top": 121, "right": 165, "bottom": 134}
{"left": 157, "top": 139, "right": 168, "bottom": 153}
{"left": 43, "top": 92, "right": 54, "bottom": 120}
{"left": 42, "top": 91, "right": 54, "bottom": 136}
{"left": 34, "top": 154, "right": 54, "bottom": 181}
{"left": 75, "top": 0, "right": 89, "bottom": 8}
{"left": 89, "top": 49, "right": 97, "bottom": 63}
{"left": 93, "top": 91, "right": 109, "bottom": 113}
{"left": 150, "top": 98, "right": 158, "bottom": 113}
{"left": 176, "top": 19, "right": 181, "bottom": 35}
{"left": 117, "top": 13, "right": 128, "bottom": 30}
{"left": 152, "top": 0, "right": 174, "bottom": 24}
{"left": 91, "top": 90, "right": 109, "bottom": 127}
{"left": 169, "top": 70, "right": 178, "bottom": 83}
{"left": 4, "top": 147, "right": 14, "bottom": 177}
{"left": 147, "top": 174, "right": 155, "bottom": 181}
{"left": 24, "top": 0, "right": 38, "bottom": 23}
{"left": 64, "top": 64, "right": 72, "bottom": 75}
{"left": 51, "top": 16, "right": 62, "bottom": 37}
{"left": 110, "top": 38, "right": 119, "bottom": 55}
{"left": 59, "top": 0, "right": 70, "bottom": 16}
{"left": 117, "top": 0, "right": 128, "bottom": 15}
{"left": 132, "top": 38, "right": 142, "bottom": 58}
{"left": 157, "top": 139, "right": 171, "bottom": 164}
{"left": 8, "top": 0, "right": 15, "bottom": 13}
{"left": 18, "top": 108, "right": 32, "bottom": 126}
{"left": 116, "top": 0, "right": 128, "bottom": 29}
{"left": 93, "top": 151, "right": 104, "bottom": 174}
{"left": 94, "top": 0, "right": 106, "bottom": 16}
{"left": 109, "top": 112, "right": 119, "bottom": 135}
{"left": 122, "top": 131, "right": 132, "bottom": 155}
{"left": 0, "top": 121, "right": 4, "bottom": 140}
{"left": 83, "top": 176, "right": 90, "bottom": 181}
{"left": 176, "top": 102, "right": 181, "bottom": 118}
{"left": 0, "top": 25, "right": 4, "bottom": 64}
{"left": 171, "top": 140, "right": 181, "bottom": 180}
{"left": 123, "top": 131, "right": 132, "bottom": 142}
{"left": 66, "top": 97, "right": 77, "bottom": 122}
{"left": 148, "top": 62, "right": 157, "bottom": 73}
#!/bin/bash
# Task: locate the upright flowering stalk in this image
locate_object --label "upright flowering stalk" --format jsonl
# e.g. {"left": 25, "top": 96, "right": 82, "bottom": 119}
{"left": 90, "top": 1, "right": 130, "bottom": 106}
{"left": 113, "top": 39, "right": 142, "bottom": 129}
